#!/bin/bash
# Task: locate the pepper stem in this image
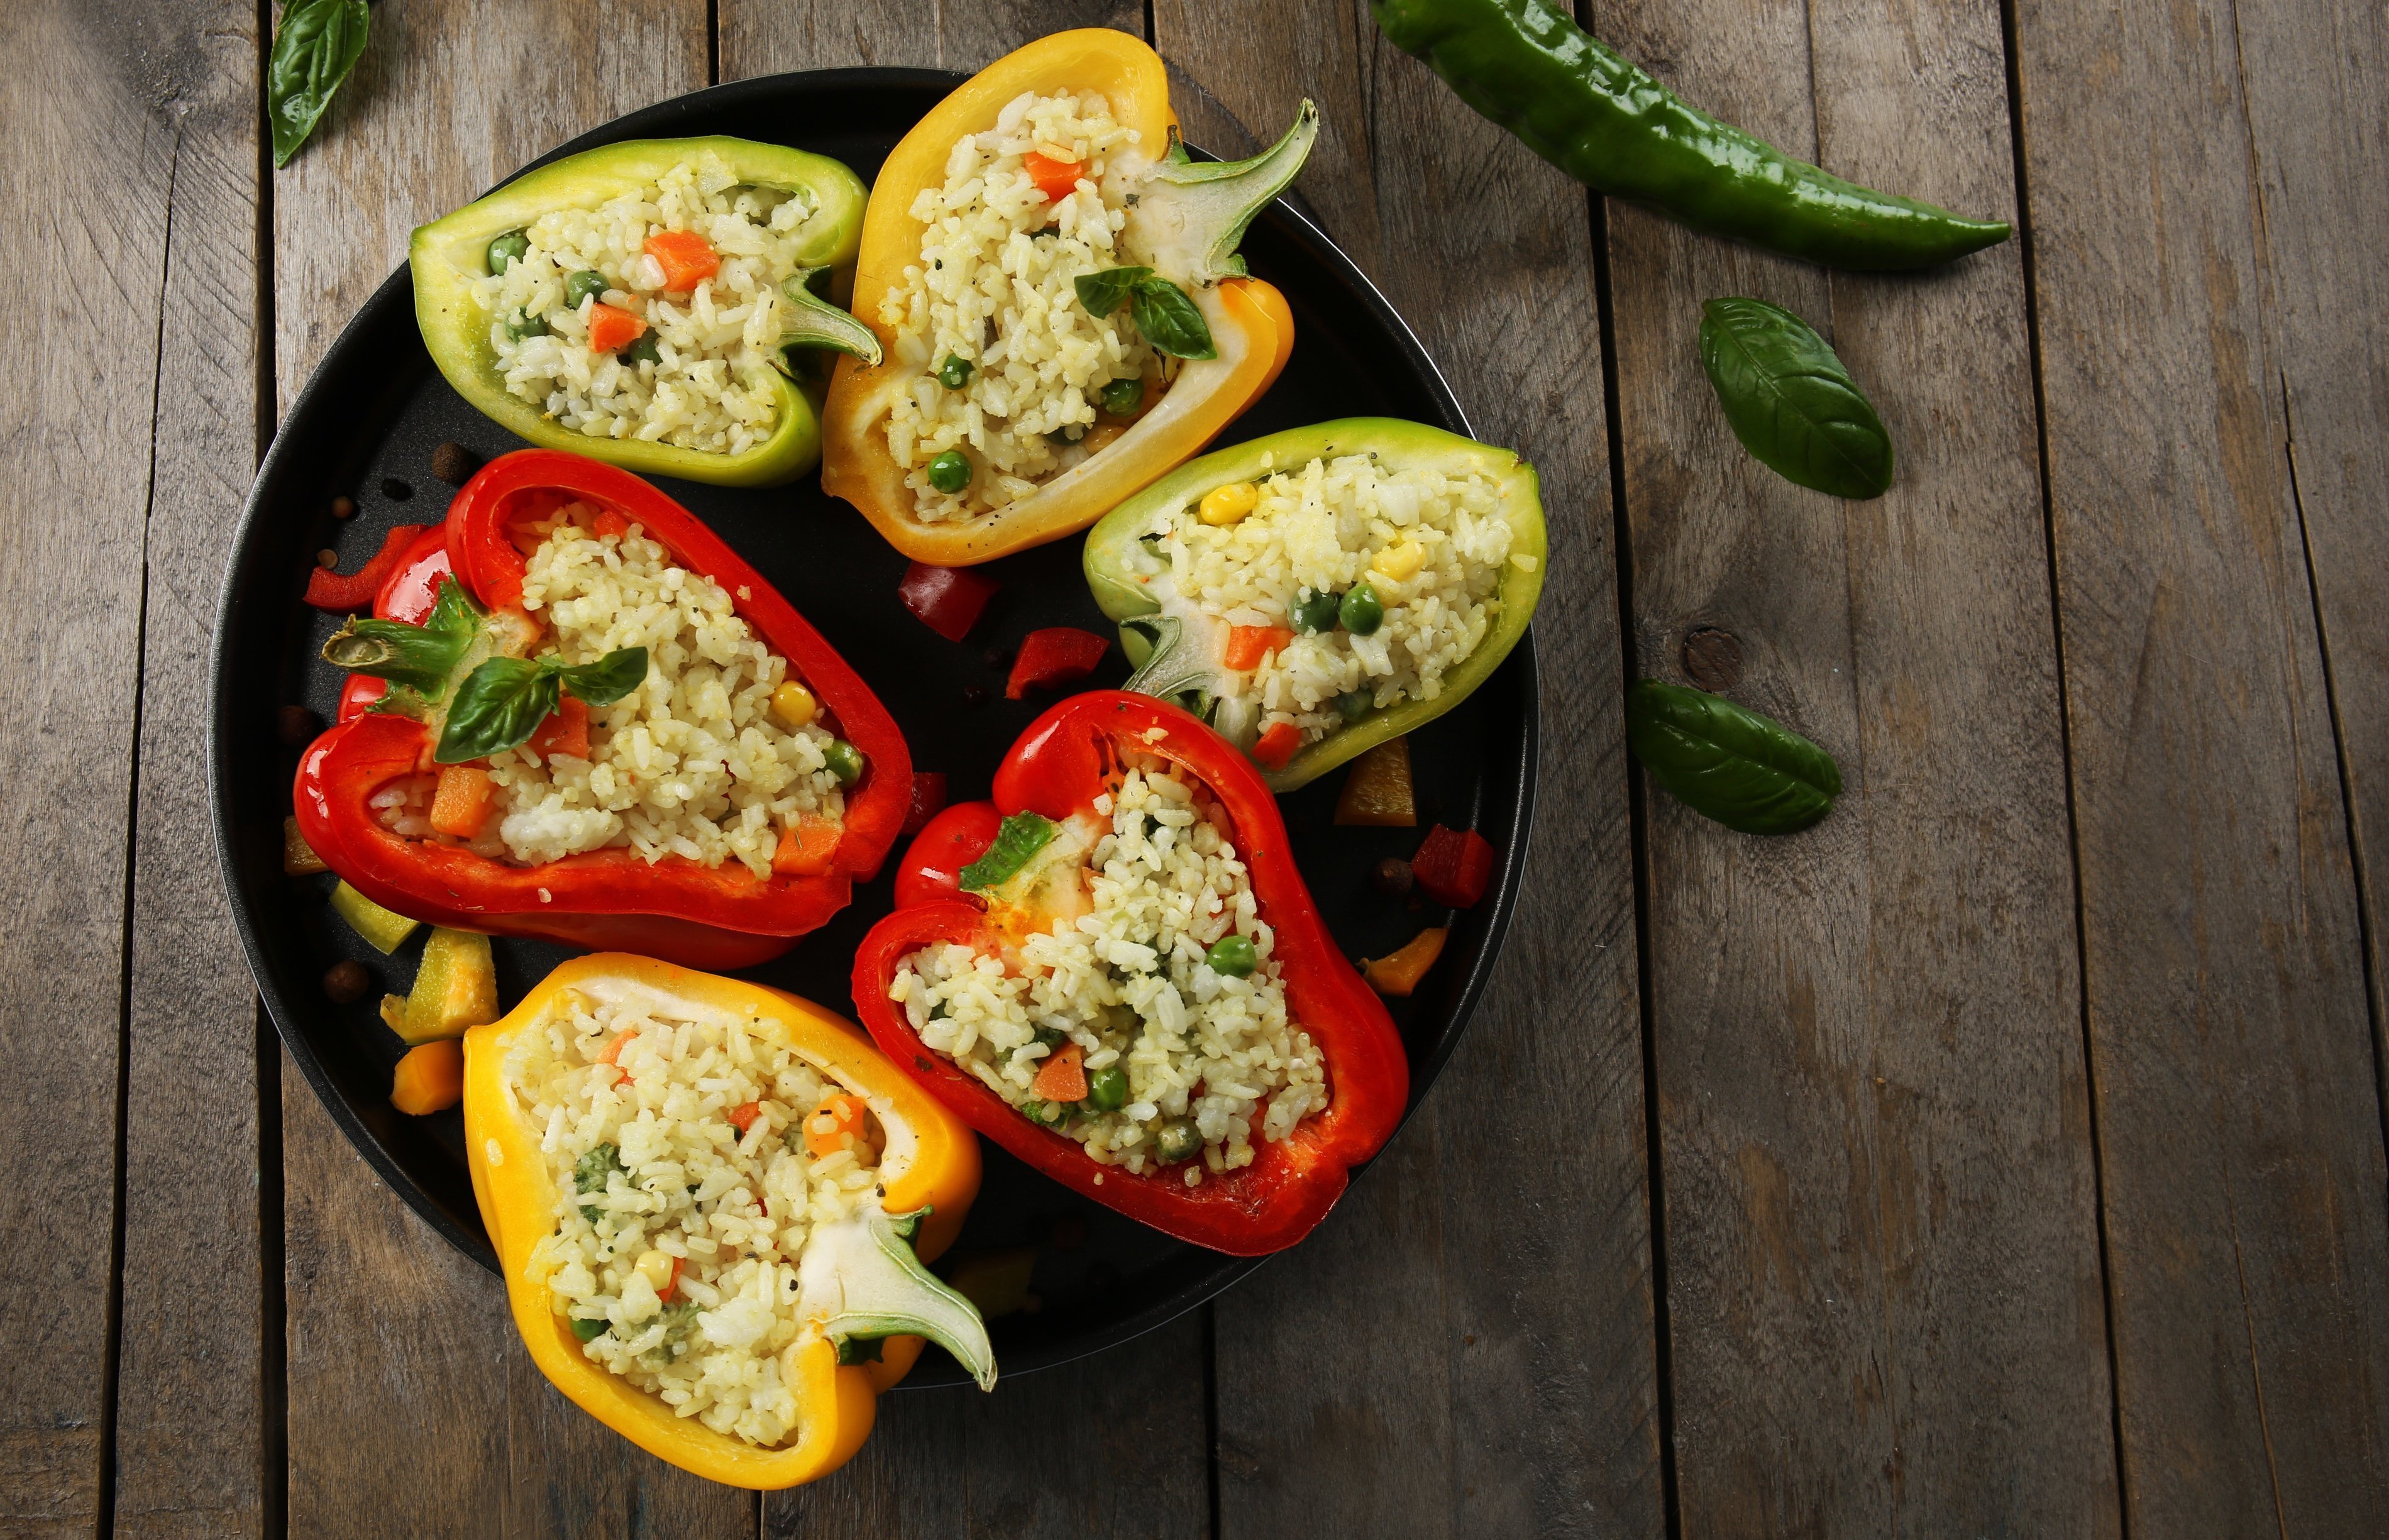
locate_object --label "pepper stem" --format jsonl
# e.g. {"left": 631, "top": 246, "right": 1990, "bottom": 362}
{"left": 1119, "top": 616, "right": 1218, "bottom": 724}
{"left": 796, "top": 1207, "right": 996, "bottom": 1391}
{"left": 1130, "top": 101, "right": 1320, "bottom": 284}
{"left": 780, "top": 268, "right": 884, "bottom": 366}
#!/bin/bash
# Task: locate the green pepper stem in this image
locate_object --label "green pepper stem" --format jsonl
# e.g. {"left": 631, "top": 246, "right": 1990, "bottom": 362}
{"left": 1132, "top": 101, "right": 1320, "bottom": 284}
{"left": 797, "top": 1208, "right": 996, "bottom": 1392}
{"left": 780, "top": 268, "right": 883, "bottom": 366}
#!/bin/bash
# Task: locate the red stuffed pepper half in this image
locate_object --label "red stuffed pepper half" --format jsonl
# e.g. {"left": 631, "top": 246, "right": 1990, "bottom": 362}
{"left": 294, "top": 449, "right": 910, "bottom": 969}
{"left": 852, "top": 691, "right": 1406, "bottom": 1255}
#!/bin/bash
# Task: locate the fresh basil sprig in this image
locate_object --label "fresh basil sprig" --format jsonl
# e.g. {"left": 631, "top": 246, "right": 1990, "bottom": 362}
{"left": 1626, "top": 678, "right": 1840, "bottom": 834}
{"left": 322, "top": 578, "right": 482, "bottom": 697}
{"left": 435, "top": 649, "right": 648, "bottom": 765}
{"left": 268, "top": 0, "right": 372, "bottom": 169}
{"left": 1074, "top": 267, "right": 1217, "bottom": 360}
{"left": 1697, "top": 297, "right": 1893, "bottom": 499}
{"left": 958, "top": 813, "right": 1059, "bottom": 891}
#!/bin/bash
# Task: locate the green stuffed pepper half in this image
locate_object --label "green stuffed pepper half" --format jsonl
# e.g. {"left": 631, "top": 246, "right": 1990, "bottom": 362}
{"left": 1085, "top": 419, "right": 1546, "bottom": 791}
{"left": 411, "top": 137, "right": 880, "bottom": 488}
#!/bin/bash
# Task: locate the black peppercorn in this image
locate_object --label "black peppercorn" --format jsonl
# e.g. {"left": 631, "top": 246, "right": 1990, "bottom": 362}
{"left": 323, "top": 960, "right": 371, "bottom": 1004}
{"left": 277, "top": 704, "right": 319, "bottom": 747}
{"left": 1371, "top": 857, "right": 1413, "bottom": 897}
{"left": 430, "top": 442, "right": 482, "bottom": 485}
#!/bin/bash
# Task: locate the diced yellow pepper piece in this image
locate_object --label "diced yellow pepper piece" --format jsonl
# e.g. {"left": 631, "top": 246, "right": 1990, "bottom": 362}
{"left": 381, "top": 927, "right": 501, "bottom": 1045}
{"left": 1333, "top": 738, "right": 1417, "bottom": 827}
{"left": 283, "top": 817, "right": 329, "bottom": 875}
{"left": 772, "top": 680, "right": 818, "bottom": 728}
{"left": 1198, "top": 481, "right": 1261, "bottom": 527}
{"left": 330, "top": 881, "right": 422, "bottom": 955}
{"left": 391, "top": 1040, "right": 464, "bottom": 1116}
{"left": 1362, "top": 927, "right": 1447, "bottom": 997}
{"left": 1372, "top": 537, "right": 1425, "bottom": 583}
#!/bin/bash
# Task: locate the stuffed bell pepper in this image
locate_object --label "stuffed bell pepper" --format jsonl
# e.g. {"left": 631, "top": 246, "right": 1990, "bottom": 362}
{"left": 466, "top": 954, "right": 993, "bottom": 1488}
{"left": 853, "top": 691, "right": 1407, "bottom": 1255}
{"left": 1084, "top": 419, "right": 1546, "bottom": 790}
{"left": 820, "top": 30, "right": 1315, "bottom": 564}
{"left": 412, "top": 137, "right": 880, "bottom": 487}
{"left": 295, "top": 449, "right": 909, "bottom": 969}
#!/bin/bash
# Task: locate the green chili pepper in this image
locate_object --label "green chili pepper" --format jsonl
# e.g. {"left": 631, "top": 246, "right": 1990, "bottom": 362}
{"left": 1369, "top": 0, "right": 2009, "bottom": 270}
{"left": 1086, "top": 419, "right": 1547, "bottom": 793}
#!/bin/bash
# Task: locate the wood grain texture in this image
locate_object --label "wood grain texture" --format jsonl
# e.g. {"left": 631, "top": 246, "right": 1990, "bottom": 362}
{"left": 1152, "top": 4, "right": 1664, "bottom": 1533}
{"left": 1589, "top": 0, "right": 2118, "bottom": 1526}
{"left": 271, "top": 3, "right": 749, "bottom": 1533}
{"left": 0, "top": 3, "right": 182, "bottom": 1532}
{"left": 109, "top": 1, "right": 271, "bottom": 1536}
{"left": 720, "top": 0, "right": 1139, "bottom": 79}
{"left": 2011, "top": 0, "right": 2389, "bottom": 1524}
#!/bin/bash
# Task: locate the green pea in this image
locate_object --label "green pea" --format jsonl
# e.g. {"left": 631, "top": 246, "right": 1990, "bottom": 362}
{"left": 1098, "top": 376, "right": 1144, "bottom": 415}
{"left": 1293, "top": 588, "right": 1343, "bottom": 634}
{"left": 927, "top": 451, "right": 973, "bottom": 494}
{"left": 565, "top": 270, "right": 609, "bottom": 308}
{"left": 937, "top": 354, "right": 974, "bottom": 389}
{"left": 1021, "top": 1098, "right": 1071, "bottom": 1129}
{"left": 506, "top": 309, "right": 549, "bottom": 339}
{"left": 1086, "top": 1064, "right": 1129, "bottom": 1112}
{"left": 822, "top": 739, "right": 866, "bottom": 786}
{"left": 568, "top": 1316, "right": 608, "bottom": 1343}
{"left": 1205, "top": 935, "right": 1258, "bottom": 978}
{"left": 1335, "top": 690, "right": 1372, "bottom": 723}
{"left": 1154, "top": 1118, "right": 1201, "bottom": 1163}
{"left": 1340, "top": 583, "right": 1384, "bottom": 636}
{"left": 620, "top": 332, "right": 661, "bottom": 366}
{"left": 487, "top": 230, "right": 530, "bottom": 273}
{"left": 1047, "top": 424, "right": 1087, "bottom": 446}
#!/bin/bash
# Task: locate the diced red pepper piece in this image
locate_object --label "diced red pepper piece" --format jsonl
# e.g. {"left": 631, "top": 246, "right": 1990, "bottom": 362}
{"left": 1021, "top": 150, "right": 1084, "bottom": 202}
{"left": 527, "top": 695, "right": 591, "bottom": 761}
{"left": 1250, "top": 721, "right": 1303, "bottom": 770}
{"left": 303, "top": 522, "right": 432, "bottom": 612}
{"left": 903, "top": 772, "right": 949, "bottom": 836}
{"left": 643, "top": 229, "right": 719, "bottom": 291}
{"left": 588, "top": 302, "right": 647, "bottom": 353}
{"left": 897, "top": 561, "right": 1000, "bottom": 642}
{"left": 1005, "top": 627, "right": 1110, "bottom": 699}
{"left": 1223, "top": 625, "right": 1294, "bottom": 672}
{"left": 592, "top": 508, "right": 632, "bottom": 541}
{"left": 1411, "top": 824, "right": 1496, "bottom": 908}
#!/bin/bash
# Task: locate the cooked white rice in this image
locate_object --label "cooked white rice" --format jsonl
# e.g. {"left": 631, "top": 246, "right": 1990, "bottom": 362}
{"left": 474, "top": 151, "right": 822, "bottom": 454}
{"left": 508, "top": 986, "right": 883, "bottom": 1448}
{"left": 370, "top": 506, "right": 844, "bottom": 876}
{"left": 880, "top": 91, "right": 1167, "bottom": 522}
{"left": 887, "top": 764, "right": 1327, "bottom": 1182}
{"left": 1147, "top": 454, "right": 1528, "bottom": 751}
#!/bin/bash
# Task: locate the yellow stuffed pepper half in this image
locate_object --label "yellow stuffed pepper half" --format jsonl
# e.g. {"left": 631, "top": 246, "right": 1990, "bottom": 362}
{"left": 465, "top": 954, "right": 991, "bottom": 1489}
{"left": 822, "top": 30, "right": 1314, "bottom": 564}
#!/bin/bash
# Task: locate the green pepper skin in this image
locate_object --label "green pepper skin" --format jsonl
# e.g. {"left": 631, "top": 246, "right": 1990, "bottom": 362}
{"left": 410, "top": 137, "right": 868, "bottom": 487}
{"left": 1085, "top": 418, "right": 1546, "bottom": 793}
{"left": 1370, "top": 0, "right": 2008, "bottom": 270}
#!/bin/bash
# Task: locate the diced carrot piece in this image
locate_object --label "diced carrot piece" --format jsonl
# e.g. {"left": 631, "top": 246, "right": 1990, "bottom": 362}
{"left": 728, "top": 1101, "right": 763, "bottom": 1134}
{"left": 804, "top": 1092, "right": 871, "bottom": 1158}
{"left": 390, "top": 1040, "right": 464, "bottom": 1115}
{"left": 1362, "top": 927, "right": 1447, "bottom": 997}
{"left": 599, "top": 1028, "right": 637, "bottom": 1067}
{"left": 1333, "top": 739, "right": 1417, "bottom": 827}
{"left": 429, "top": 765, "right": 494, "bottom": 839}
{"left": 1022, "top": 150, "right": 1083, "bottom": 202}
{"left": 1250, "top": 720, "right": 1303, "bottom": 771}
{"left": 528, "top": 695, "right": 591, "bottom": 761}
{"left": 773, "top": 813, "right": 842, "bottom": 877}
{"left": 592, "top": 508, "right": 632, "bottom": 541}
{"left": 1030, "top": 1042, "right": 1088, "bottom": 1103}
{"left": 587, "top": 302, "right": 647, "bottom": 353}
{"left": 1223, "top": 625, "right": 1295, "bottom": 672}
{"left": 643, "top": 229, "right": 720, "bottom": 290}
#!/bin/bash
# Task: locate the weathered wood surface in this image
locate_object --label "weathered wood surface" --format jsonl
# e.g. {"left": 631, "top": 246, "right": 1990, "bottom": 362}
{"left": 6, "top": 0, "right": 2388, "bottom": 1532}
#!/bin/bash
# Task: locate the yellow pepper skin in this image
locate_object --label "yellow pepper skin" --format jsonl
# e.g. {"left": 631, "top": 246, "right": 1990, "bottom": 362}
{"left": 463, "top": 954, "right": 983, "bottom": 1488}
{"left": 821, "top": 31, "right": 1300, "bottom": 565}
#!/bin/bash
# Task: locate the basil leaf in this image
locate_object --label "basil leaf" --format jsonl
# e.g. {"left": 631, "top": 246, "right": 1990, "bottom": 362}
{"left": 1128, "top": 278, "right": 1217, "bottom": 360}
{"left": 1626, "top": 679, "right": 1840, "bottom": 834}
{"left": 1697, "top": 297, "right": 1893, "bottom": 499}
{"left": 436, "top": 657, "right": 560, "bottom": 765}
{"left": 320, "top": 578, "right": 481, "bottom": 698}
{"left": 267, "top": 0, "right": 372, "bottom": 169}
{"left": 553, "top": 647, "right": 648, "bottom": 708}
{"left": 1073, "top": 266, "right": 1153, "bottom": 319}
{"left": 958, "top": 813, "right": 1059, "bottom": 891}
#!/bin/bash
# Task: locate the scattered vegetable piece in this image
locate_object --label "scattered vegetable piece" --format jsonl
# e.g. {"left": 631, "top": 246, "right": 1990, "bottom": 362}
{"left": 903, "top": 773, "right": 949, "bottom": 836}
{"left": 898, "top": 561, "right": 1000, "bottom": 642}
{"left": 1222, "top": 625, "right": 1294, "bottom": 672}
{"left": 1030, "top": 1042, "right": 1089, "bottom": 1103}
{"left": 1005, "top": 628, "right": 1111, "bottom": 699}
{"left": 1362, "top": 927, "right": 1447, "bottom": 996}
{"left": 429, "top": 764, "right": 496, "bottom": 839}
{"left": 1625, "top": 678, "right": 1840, "bottom": 833}
{"left": 390, "top": 1039, "right": 464, "bottom": 1114}
{"left": 1333, "top": 739, "right": 1417, "bottom": 827}
{"left": 330, "top": 880, "right": 421, "bottom": 955}
{"left": 283, "top": 817, "right": 331, "bottom": 875}
{"left": 1250, "top": 720, "right": 1303, "bottom": 771}
{"left": 957, "top": 812, "right": 1059, "bottom": 892}
{"left": 378, "top": 927, "right": 500, "bottom": 1045}
{"left": 303, "top": 522, "right": 431, "bottom": 612}
{"left": 267, "top": 0, "right": 371, "bottom": 169}
{"left": 773, "top": 813, "right": 842, "bottom": 877}
{"left": 1411, "top": 825, "right": 1496, "bottom": 908}
{"left": 587, "top": 302, "right": 647, "bottom": 353}
{"left": 643, "top": 229, "right": 720, "bottom": 291}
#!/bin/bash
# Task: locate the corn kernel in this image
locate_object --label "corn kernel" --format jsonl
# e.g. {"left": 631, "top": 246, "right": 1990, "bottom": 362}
{"left": 634, "top": 1250, "right": 674, "bottom": 1292}
{"left": 1198, "top": 481, "right": 1261, "bottom": 526}
{"left": 1373, "top": 538, "right": 1425, "bottom": 582}
{"left": 771, "top": 681, "right": 818, "bottom": 727}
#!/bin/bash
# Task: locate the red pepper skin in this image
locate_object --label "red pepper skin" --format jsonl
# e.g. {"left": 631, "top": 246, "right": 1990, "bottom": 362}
{"left": 902, "top": 772, "right": 949, "bottom": 837}
{"left": 897, "top": 561, "right": 1000, "bottom": 642}
{"left": 293, "top": 449, "right": 909, "bottom": 968}
{"left": 1003, "top": 627, "right": 1110, "bottom": 700}
{"left": 1411, "top": 824, "right": 1495, "bottom": 908}
{"left": 305, "top": 522, "right": 431, "bottom": 611}
{"left": 851, "top": 691, "right": 1408, "bottom": 1256}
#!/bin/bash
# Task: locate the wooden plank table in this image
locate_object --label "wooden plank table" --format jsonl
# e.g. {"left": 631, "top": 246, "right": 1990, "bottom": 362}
{"left": 5, "top": 0, "right": 2384, "bottom": 1531}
